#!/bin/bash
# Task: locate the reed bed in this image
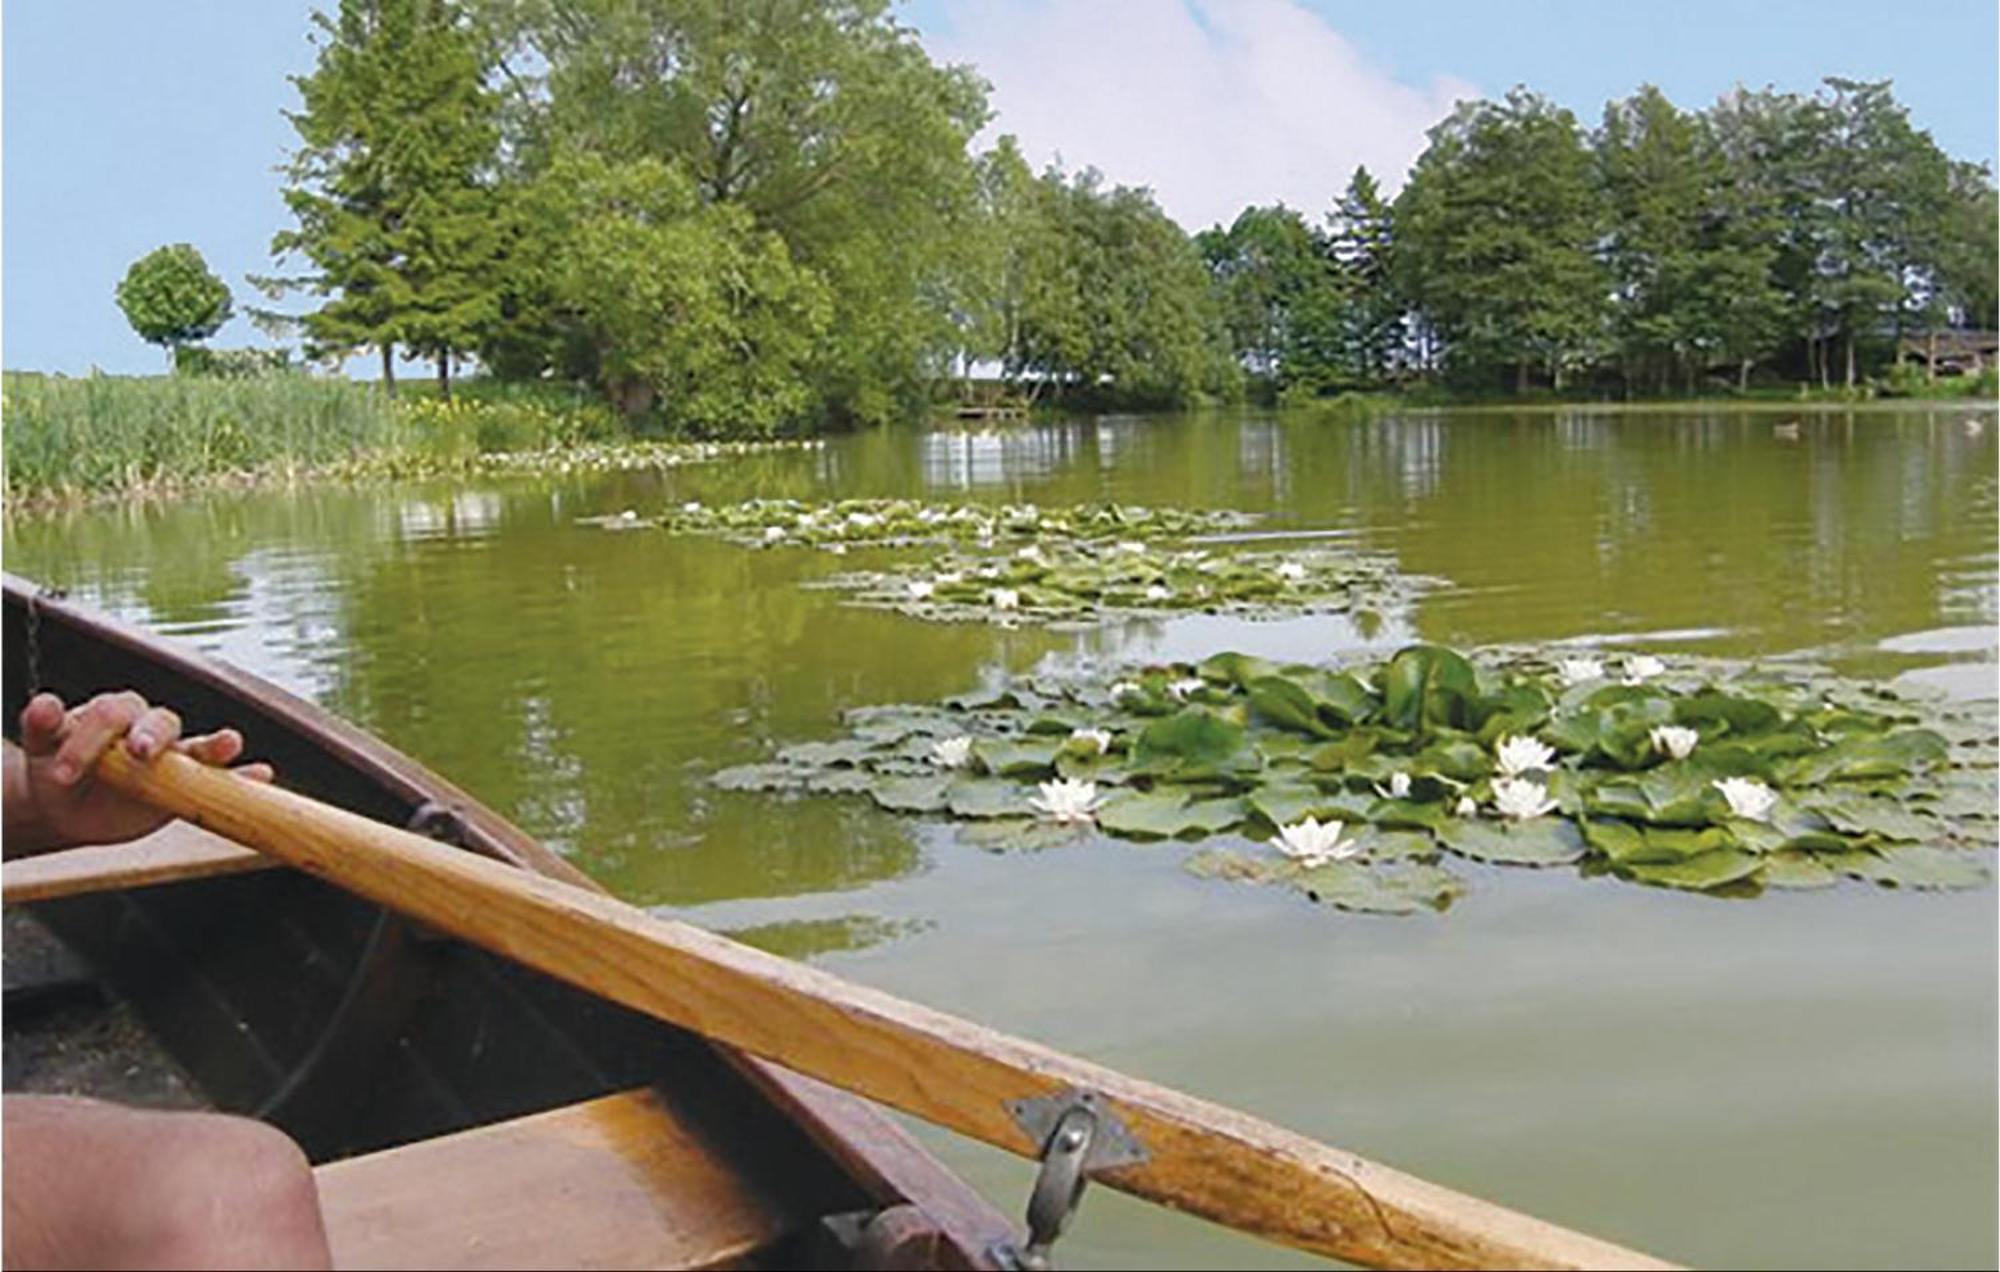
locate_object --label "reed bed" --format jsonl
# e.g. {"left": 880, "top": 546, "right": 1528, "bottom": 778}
{"left": 2, "top": 373, "right": 417, "bottom": 501}
{"left": 1, "top": 372, "right": 819, "bottom": 511}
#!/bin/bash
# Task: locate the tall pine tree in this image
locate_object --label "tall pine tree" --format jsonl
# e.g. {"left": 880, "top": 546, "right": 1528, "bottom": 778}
{"left": 263, "top": 0, "right": 503, "bottom": 395}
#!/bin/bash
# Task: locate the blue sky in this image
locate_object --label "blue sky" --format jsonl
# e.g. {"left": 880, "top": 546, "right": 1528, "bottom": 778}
{"left": 6, "top": 1, "right": 1995, "bottom": 375}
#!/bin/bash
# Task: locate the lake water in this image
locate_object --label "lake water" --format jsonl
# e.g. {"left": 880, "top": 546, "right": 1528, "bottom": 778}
{"left": 7, "top": 403, "right": 1997, "bottom": 1269}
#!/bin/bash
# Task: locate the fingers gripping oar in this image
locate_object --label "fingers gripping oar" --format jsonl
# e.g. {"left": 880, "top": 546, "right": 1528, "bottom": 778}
{"left": 95, "top": 747, "right": 1677, "bottom": 1272}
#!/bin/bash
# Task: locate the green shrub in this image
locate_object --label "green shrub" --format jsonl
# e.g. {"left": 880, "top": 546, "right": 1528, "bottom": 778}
{"left": 174, "top": 346, "right": 295, "bottom": 379}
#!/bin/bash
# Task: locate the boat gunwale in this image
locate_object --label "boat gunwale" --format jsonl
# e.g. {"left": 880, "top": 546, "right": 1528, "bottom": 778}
{"left": 1, "top": 573, "right": 1018, "bottom": 1269}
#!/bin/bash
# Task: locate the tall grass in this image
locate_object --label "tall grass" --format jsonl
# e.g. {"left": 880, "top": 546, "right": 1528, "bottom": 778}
{"left": 1, "top": 373, "right": 622, "bottom": 504}
{"left": 3, "top": 373, "right": 408, "bottom": 501}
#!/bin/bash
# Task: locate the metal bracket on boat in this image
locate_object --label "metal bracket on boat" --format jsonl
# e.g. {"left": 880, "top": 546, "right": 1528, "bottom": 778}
{"left": 402, "top": 803, "right": 473, "bottom": 945}
{"left": 406, "top": 801, "right": 472, "bottom": 848}
{"left": 993, "top": 1088, "right": 1148, "bottom": 1270}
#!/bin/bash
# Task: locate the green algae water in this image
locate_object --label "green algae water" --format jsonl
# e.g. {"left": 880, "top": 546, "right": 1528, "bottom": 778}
{"left": 7, "top": 404, "right": 1995, "bottom": 1269}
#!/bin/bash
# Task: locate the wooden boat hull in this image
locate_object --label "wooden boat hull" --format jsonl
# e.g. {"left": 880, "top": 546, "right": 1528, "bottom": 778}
{"left": 2, "top": 575, "right": 1015, "bottom": 1269}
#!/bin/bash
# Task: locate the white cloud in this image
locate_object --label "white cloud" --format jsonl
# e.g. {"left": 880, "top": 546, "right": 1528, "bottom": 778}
{"left": 921, "top": 0, "right": 1478, "bottom": 231}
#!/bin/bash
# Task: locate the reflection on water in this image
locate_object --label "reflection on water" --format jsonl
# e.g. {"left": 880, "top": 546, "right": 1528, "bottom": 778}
{"left": 6, "top": 403, "right": 1996, "bottom": 1270}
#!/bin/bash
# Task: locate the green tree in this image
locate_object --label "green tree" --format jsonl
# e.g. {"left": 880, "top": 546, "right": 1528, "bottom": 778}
{"left": 487, "top": 0, "right": 988, "bottom": 425}
{"left": 115, "top": 245, "right": 233, "bottom": 366}
{"left": 1325, "top": 167, "right": 1401, "bottom": 385}
{"left": 527, "top": 153, "right": 831, "bottom": 434}
{"left": 1197, "top": 204, "right": 1341, "bottom": 394}
{"left": 1002, "top": 166, "right": 1233, "bottom": 406}
{"left": 1934, "top": 162, "right": 1999, "bottom": 332}
{"left": 263, "top": 0, "right": 506, "bottom": 396}
{"left": 1395, "top": 89, "right": 1606, "bottom": 390}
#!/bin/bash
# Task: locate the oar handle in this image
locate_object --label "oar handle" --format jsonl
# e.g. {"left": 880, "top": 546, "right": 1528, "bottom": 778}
{"left": 94, "top": 747, "right": 1677, "bottom": 1272}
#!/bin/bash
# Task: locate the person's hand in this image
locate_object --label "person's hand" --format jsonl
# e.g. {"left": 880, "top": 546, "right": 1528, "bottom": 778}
{"left": 14, "top": 691, "right": 274, "bottom": 852}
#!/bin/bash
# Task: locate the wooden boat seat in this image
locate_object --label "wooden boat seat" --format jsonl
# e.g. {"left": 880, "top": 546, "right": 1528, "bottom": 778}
{"left": 314, "top": 1087, "right": 803, "bottom": 1270}
{"left": 2, "top": 820, "right": 273, "bottom": 905}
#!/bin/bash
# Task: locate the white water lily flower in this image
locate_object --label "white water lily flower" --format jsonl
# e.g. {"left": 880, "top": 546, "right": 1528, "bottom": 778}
{"left": 1069, "top": 727, "right": 1113, "bottom": 755}
{"left": 617, "top": 508, "right": 639, "bottom": 522}
{"left": 1374, "top": 771, "right": 1412, "bottom": 800}
{"left": 1712, "top": 777, "right": 1778, "bottom": 822}
{"left": 827, "top": 543, "right": 848, "bottom": 556}
{"left": 930, "top": 736, "right": 974, "bottom": 769}
{"left": 1110, "top": 680, "right": 1144, "bottom": 703}
{"left": 763, "top": 526, "right": 787, "bottom": 542}
{"left": 1454, "top": 795, "right": 1480, "bottom": 818}
{"left": 906, "top": 580, "right": 936, "bottom": 601}
{"left": 1275, "top": 561, "right": 1307, "bottom": 583}
{"left": 1017, "top": 545, "right": 1046, "bottom": 562}
{"left": 1144, "top": 584, "right": 1173, "bottom": 602}
{"left": 1275, "top": 818, "right": 1356, "bottom": 867}
{"left": 988, "top": 588, "right": 1020, "bottom": 611}
{"left": 680, "top": 501, "right": 703, "bottom": 514}
{"left": 1623, "top": 654, "right": 1666, "bottom": 684}
{"left": 1030, "top": 778, "right": 1101, "bottom": 824}
{"left": 1166, "top": 677, "right": 1207, "bottom": 701}
{"left": 1649, "top": 724, "right": 1699, "bottom": 760}
{"left": 977, "top": 565, "right": 1002, "bottom": 579}
{"left": 1557, "top": 656, "right": 1605, "bottom": 686}
{"left": 1492, "top": 777, "right": 1559, "bottom": 821}
{"left": 1494, "top": 734, "right": 1556, "bottom": 778}
{"left": 845, "top": 512, "right": 882, "bottom": 530}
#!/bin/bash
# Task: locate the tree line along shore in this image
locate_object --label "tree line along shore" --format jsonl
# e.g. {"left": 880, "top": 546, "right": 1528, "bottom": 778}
{"left": 13, "top": 0, "right": 1998, "bottom": 504}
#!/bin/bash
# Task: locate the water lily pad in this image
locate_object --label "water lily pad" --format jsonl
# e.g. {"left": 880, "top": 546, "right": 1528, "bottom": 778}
{"left": 722, "top": 642, "right": 1994, "bottom": 915}
{"left": 869, "top": 775, "right": 952, "bottom": 813}
{"left": 712, "top": 763, "right": 808, "bottom": 792}
{"left": 1380, "top": 645, "right": 1478, "bottom": 733}
{"left": 1346, "top": 828, "right": 1441, "bottom": 861}
{"left": 1761, "top": 851, "right": 1840, "bottom": 889}
{"left": 1365, "top": 797, "right": 1448, "bottom": 830}
{"left": 1248, "top": 782, "right": 1349, "bottom": 828}
{"left": 778, "top": 738, "right": 878, "bottom": 768}
{"left": 1621, "top": 849, "right": 1764, "bottom": 891}
{"left": 1806, "top": 794, "right": 1938, "bottom": 842}
{"left": 805, "top": 769, "right": 876, "bottom": 795}
{"left": 946, "top": 777, "right": 1032, "bottom": 819}
{"left": 1787, "top": 728, "right": 1950, "bottom": 784}
{"left": 1291, "top": 859, "right": 1466, "bottom": 915}
{"left": 959, "top": 818, "right": 1088, "bottom": 853}
{"left": 1246, "top": 676, "right": 1338, "bottom": 737}
{"left": 974, "top": 738, "right": 1062, "bottom": 778}
{"left": 1130, "top": 709, "right": 1259, "bottom": 781}
{"left": 1832, "top": 844, "right": 1992, "bottom": 890}
{"left": 1199, "top": 652, "right": 1284, "bottom": 689}
{"left": 1183, "top": 846, "right": 1285, "bottom": 884}
{"left": 1094, "top": 789, "right": 1193, "bottom": 838}
{"left": 1437, "top": 818, "right": 1587, "bottom": 866}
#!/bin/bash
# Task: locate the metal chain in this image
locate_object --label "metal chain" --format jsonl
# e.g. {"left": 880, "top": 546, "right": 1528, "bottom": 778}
{"left": 23, "top": 586, "right": 49, "bottom": 694}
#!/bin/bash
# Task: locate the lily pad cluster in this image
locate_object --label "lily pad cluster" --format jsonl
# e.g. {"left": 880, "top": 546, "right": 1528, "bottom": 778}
{"left": 591, "top": 497, "right": 1256, "bottom": 551}
{"left": 812, "top": 540, "right": 1427, "bottom": 627}
{"left": 713, "top": 645, "right": 1997, "bottom": 915}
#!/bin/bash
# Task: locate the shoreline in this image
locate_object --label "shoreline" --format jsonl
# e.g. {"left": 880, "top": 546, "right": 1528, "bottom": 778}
{"left": 9, "top": 396, "right": 1992, "bottom": 519}
{"left": 2, "top": 436, "right": 831, "bottom": 520}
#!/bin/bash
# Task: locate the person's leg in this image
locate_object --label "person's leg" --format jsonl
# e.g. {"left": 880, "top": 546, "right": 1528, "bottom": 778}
{"left": 3, "top": 1095, "right": 331, "bottom": 1270}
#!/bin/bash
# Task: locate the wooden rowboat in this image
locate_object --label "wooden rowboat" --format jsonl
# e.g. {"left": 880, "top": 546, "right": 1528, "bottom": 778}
{"left": 2, "top": 574, "right": 1020, "bottom": 1270}
{"left": 4, "top": 574, "right": 1676, "bottom": 1271}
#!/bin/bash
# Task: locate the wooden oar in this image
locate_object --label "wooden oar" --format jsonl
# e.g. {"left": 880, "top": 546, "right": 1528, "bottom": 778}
{"left": 94, "top": 747, "right": 1676, "bottom": 1272}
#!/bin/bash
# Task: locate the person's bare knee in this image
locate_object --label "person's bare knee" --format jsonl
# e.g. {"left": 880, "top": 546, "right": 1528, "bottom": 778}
{"left": 130, "top": 1112, "right": 328, "bottom": 1270}
{"left": 4, "top": 1096, "right": 329, "bottom": 1270}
